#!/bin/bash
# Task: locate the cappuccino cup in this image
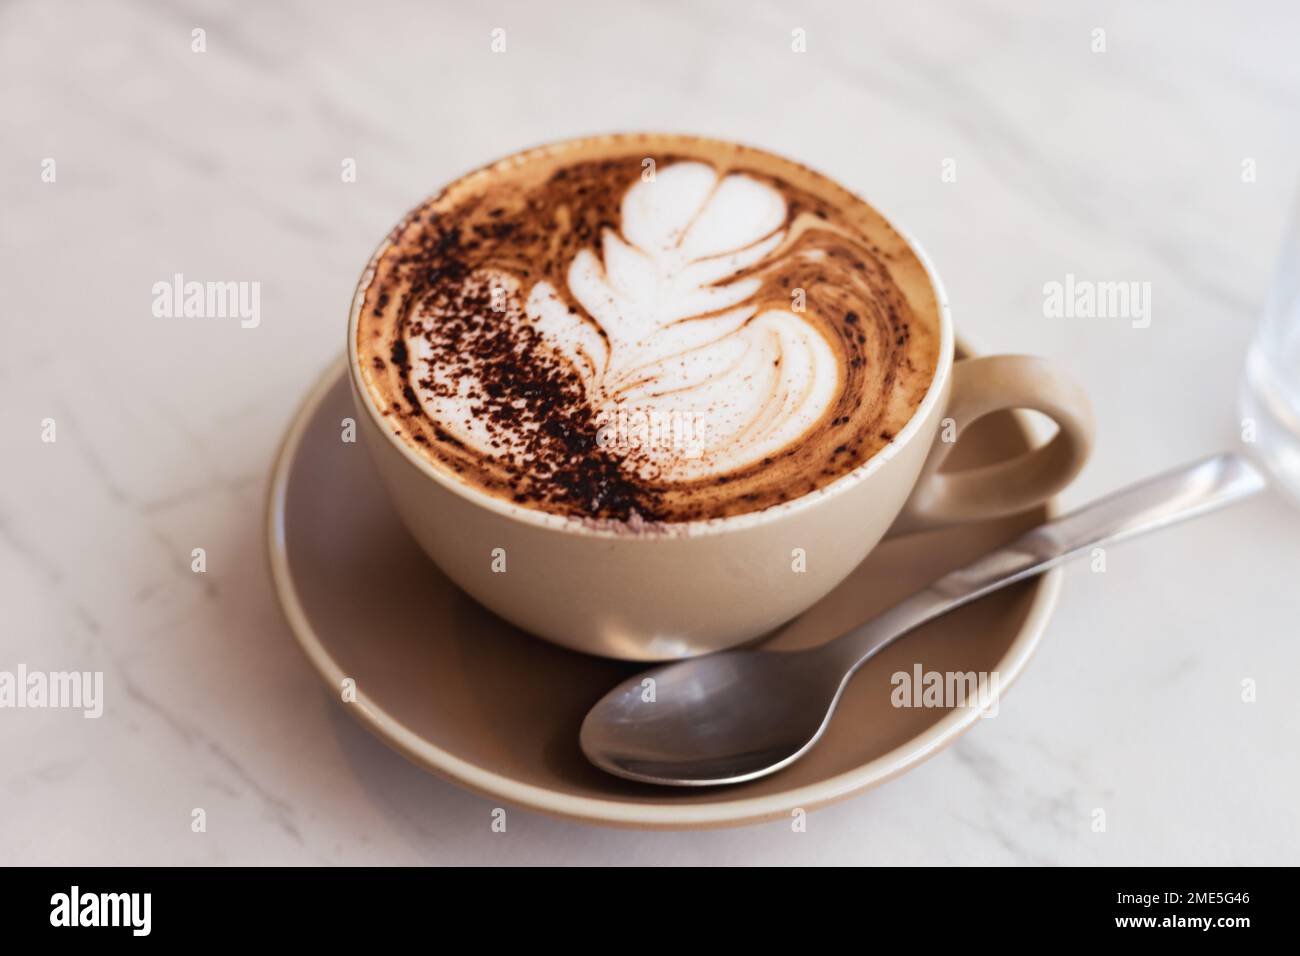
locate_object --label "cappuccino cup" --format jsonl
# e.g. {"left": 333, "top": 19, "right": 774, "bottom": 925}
{"left": 347, "top": 134, "right": 1093, "bottom": 660}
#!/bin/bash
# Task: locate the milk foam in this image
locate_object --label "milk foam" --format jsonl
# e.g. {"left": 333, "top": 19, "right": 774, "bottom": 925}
{"left": 411, "top": 163, "right": 840, "bottom": 481}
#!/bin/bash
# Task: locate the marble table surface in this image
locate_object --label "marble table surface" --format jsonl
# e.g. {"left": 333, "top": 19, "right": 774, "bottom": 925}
{"left": 3, "top": 0, "right": 1298, "bottom": 865}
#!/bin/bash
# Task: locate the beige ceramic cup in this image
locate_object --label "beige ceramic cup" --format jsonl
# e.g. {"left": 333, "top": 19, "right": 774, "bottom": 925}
{"left": 347, "top": 143, "right": 1094, "bottom": 661}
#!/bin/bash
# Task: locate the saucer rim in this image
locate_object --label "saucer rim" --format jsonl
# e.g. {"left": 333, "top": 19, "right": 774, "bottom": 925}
{"left": 265, "top": 351, "right": 1063, "bottom": 830}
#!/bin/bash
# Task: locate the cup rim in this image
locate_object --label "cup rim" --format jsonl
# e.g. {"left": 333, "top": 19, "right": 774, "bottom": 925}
{"left": 346, "top": 132, "right": 955, "bottom": 540}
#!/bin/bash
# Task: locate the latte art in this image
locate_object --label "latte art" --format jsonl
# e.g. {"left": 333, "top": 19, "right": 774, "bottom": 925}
{"left": 526, "top": 161, "right": 839, "bottom": 483}
{"left": 357, "top": 135, "right": 941, "bottom": 524}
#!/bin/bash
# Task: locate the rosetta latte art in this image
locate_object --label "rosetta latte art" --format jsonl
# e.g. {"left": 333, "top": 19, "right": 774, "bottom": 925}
{"left": 525, "top": 163, "right": 839, "bottom": 483}
{"left": 357, "top": 135, "right": 941, "bottom": 524}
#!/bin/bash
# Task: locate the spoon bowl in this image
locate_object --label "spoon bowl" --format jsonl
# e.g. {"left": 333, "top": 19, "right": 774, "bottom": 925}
{"left": 580, "top": 648, "right": 844, "bottom": 785}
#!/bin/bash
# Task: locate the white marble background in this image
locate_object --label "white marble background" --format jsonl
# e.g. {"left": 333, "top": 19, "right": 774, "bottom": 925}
{"left": 3, "top": 0, "right": 1298, "bottom": 865}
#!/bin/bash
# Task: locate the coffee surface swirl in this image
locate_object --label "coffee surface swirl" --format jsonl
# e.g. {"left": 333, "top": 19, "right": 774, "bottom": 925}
{"left": 356, "top": 135, "right": 941, "bottom": 524}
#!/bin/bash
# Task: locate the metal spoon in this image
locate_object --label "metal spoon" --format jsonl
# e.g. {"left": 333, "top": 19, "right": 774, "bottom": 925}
{"left": 580, "top": 453, "right": 1266, "bottom": 786}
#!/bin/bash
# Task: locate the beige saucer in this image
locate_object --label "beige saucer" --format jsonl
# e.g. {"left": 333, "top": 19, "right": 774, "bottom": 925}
{"left": 266, "top": 351, "right": 1062, "bottom": 829}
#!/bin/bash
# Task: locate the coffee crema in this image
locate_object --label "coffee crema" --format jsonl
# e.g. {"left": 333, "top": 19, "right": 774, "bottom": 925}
{"left": 355, "top": 134, "right": 941, "bottom": 524}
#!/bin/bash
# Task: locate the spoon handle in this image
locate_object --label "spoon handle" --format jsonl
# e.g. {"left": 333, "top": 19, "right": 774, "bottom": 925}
{"left": 826, "top": 453, "right": 1267, "bottom": 674}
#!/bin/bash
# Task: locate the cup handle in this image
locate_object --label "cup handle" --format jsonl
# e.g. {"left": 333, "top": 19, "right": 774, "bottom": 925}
{"left": 889, "top": 355, "right": 1095, "bottom": 535}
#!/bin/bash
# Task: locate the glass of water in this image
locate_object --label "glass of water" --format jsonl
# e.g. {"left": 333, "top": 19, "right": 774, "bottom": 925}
{"left": 1241, "top": 194, "right": 1300, "bottom": 504}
